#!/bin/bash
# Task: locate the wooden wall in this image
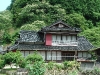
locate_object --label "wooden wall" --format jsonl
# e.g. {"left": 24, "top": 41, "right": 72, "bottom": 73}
{"left": 21, "top": 50, "right": 61, "bottom": 61}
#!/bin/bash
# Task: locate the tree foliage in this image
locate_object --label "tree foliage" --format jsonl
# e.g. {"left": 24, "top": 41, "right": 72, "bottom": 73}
{"left": 4, "top": 51, "right": 23, "bottom": 67}
{"left": 80, "top": 27, "right": 100, "bottom": 47}
{"left": 66, "top": 13, "right": 88, "bottom": 30}
{"left": 20, "top": 20, "right": 46, "bottom": 31}
{"left": 0, "top": 0, "right": 100, "bottom": 47}
{"left": 10, "top": 1, "right": 67, "bottom": 27}
{"left": 0, "top": 10, "right": 12, "bottom": 42}
{"left": 26, "top": 51, "right": 43, "bottom": 63}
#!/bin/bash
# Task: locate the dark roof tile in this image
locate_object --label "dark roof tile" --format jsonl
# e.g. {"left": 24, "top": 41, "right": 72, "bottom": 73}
{"left": 9, "top": 36, "right": 94, "bottom": 51}
{"left": 19, "top": 31, "right": 43, "bottom": 42}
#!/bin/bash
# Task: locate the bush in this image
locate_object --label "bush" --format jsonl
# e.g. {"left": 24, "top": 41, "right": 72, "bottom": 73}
{"left": 4, "top": 51, "right": 25, "bottom": 68}
{"left": 0, "top": 54, "right": 5, "bottom": 69}
{"left": 26, "top": 61, "right": 45, "bottom": 75}
{"left": 46, "top": 61, "right": 55, "bottom": 70}
{"left": 18, "top": 58, "right": 26, "bottom": 68}
{"left": 63, "top": 61, "right": 69, "bottom": 69}
{"left": 0, "top": 60, "right": 5, "bottom": 69}
{"left": 81, "top": 68, "right": 100, "bottom": 75}
{"left": 25, "top": 51, "right": 43, "bottom": 63}
{"left": 55, "top": 64, "right": 64, "bottom": 70}
{"left": 63, "top": 61, "right": 79, "bottom": 70}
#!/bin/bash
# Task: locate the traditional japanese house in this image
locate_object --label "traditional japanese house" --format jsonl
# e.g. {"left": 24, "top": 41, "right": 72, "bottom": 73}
{"left": 8, "top": 20, "right": 94, "bottom": 62}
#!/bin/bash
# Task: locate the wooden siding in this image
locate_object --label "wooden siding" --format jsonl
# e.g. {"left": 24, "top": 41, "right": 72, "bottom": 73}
{"left": 20, "top": 50, "right": 61, "bottom": 61}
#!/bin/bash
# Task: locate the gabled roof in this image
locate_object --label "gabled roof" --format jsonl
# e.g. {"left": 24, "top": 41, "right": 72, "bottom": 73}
{"left": 8, "top": 36, "right": 94, "bottom": 51}
{"left": 40, "top": 20, "right": 81, "bottom": 32}
{"left": 18, "top": 31, "right": 44, "bottom": 43}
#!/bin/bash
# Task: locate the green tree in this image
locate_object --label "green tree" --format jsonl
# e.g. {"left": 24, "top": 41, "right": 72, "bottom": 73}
{"left": 9, "top": 1, "right": 67, "bottom": 27}
{"left": 4, "top": 51, "right": 24, "bottom": 68}
{"left": 20, "top": 20, "right": 46, "bottom": 31}
{"left": 3, "top": 31, "right": 12, "bottom": 44}
{"left": 80, "top": 27, "right": 100, "bottom": 47}
{"left": 0, "top": 10, "right": 12, "bottom": 43}
{"left": 66, "top": 13, "right": 88, "bottom": 31}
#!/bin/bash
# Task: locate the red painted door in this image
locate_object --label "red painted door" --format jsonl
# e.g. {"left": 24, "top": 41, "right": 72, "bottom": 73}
{"left": 46, "top": 34, "right": 52, "bottom": 45}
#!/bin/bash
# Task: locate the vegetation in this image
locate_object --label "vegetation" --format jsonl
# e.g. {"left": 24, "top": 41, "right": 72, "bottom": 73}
{"left": 0, "top": 0, "right": 100, "bottom": 47}
{"left": 0, "top": 51, "right": 100, "bottom": 75}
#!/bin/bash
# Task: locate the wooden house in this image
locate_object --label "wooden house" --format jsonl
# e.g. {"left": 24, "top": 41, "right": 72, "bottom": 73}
{"left": 8, "top": 20, "right": 94, "bottom": 62}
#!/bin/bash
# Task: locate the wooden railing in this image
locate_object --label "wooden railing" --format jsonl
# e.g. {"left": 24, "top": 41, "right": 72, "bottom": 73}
{"left": 52, "top": 40, "right": 78, "bottom": 46}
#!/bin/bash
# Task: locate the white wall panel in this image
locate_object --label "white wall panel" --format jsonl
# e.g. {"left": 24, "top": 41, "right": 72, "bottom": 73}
{"left": 47, "top": 51, "right": 51, "bottom": 60}
{"left": 57, "top": 35, "right": 61, "bottom": 40}
{"left": 72, "top": 36, "right": 76, "bottom": 41}
{"left": 62, "top": 35, "right": 66, "bottom": 41}
{"left": 52, "top": 51, "right": 56, "bottom": 60}
{"left": 67, "top": 36, "right": 71, "bottom": 41}
{"left": 29, "top": 51, "right": 34, "bottom": 54}
{"left": 78, "top": 52, "right": 82, "bottom": 58}
{"left": 37, "top": 51, "right": 41, "bottom": 55}
{"left": 52, "top": 35, "right": 56, "bottom": 41}
{"left": 83, "top": 52, "right": 87, "bottom": 57}
{"left": 88, "top": 53, "right": 91, "bottom": 57}
{"left": 25, "top": 51, "right": 29, "bottom": 57}
{"left": 57, "top": 51, "right": 61, "bottom": 60}
{"left": 40, "top": 51, "right": 45, "bottom": 60}
{"left": 21, "top": 51, "right": 24, "bottom": 57}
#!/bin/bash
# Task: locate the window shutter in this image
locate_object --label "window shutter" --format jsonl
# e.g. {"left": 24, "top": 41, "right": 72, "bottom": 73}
{"left": 46, "top": 34, "right": 52, "bottom": 45}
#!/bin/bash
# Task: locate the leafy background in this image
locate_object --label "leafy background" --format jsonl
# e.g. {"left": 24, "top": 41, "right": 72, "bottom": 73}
{"left": 0, "top": 0, "right": 100, "bottom": 48}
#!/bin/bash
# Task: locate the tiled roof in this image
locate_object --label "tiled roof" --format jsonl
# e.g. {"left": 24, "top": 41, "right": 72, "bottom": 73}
{"left": 40, "top": 20, "right": 81, "bottom": 32}
{"left": 8, "top": 36, "right": 94, "bottom": 51}
{"left": 18, "top": 31, "right": 44, "bottom": 42}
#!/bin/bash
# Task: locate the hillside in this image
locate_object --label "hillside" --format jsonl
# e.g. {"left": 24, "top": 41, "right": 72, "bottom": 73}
{"left": 0, "top": 0, "right": 100, "bottom": 47}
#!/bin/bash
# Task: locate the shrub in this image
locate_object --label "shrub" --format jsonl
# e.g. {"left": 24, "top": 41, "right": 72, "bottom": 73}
{"left": 0, "top": 60, "right": 5, "bottom": 69}
{"left": 18, "top": 58, "right": 26, "bottom": 68}
{"left": 25, "top": 51, "right": 43, "bottom": 63}
{"left": 63, "top": 61, "right": 69, "bottom": 69}
{"left": 0, "top": 54, "right": 5, "bottom": 69}
{"left": 46, "top": 61, "right": 55, "bottom": 70}
{"left": 26, "top": 61, "right": 45, "bottom": 75}
{"left": 55, "top": 64, "right": 64, "bottom": 70}
{"left": 81, "top": 68, "right": 100, "bottom": 75}
{"left": 63, "top": 61, "right": 79, "bottom": 70}
{"left": 4, "top": 51, "right": 25, "bottom": 68}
